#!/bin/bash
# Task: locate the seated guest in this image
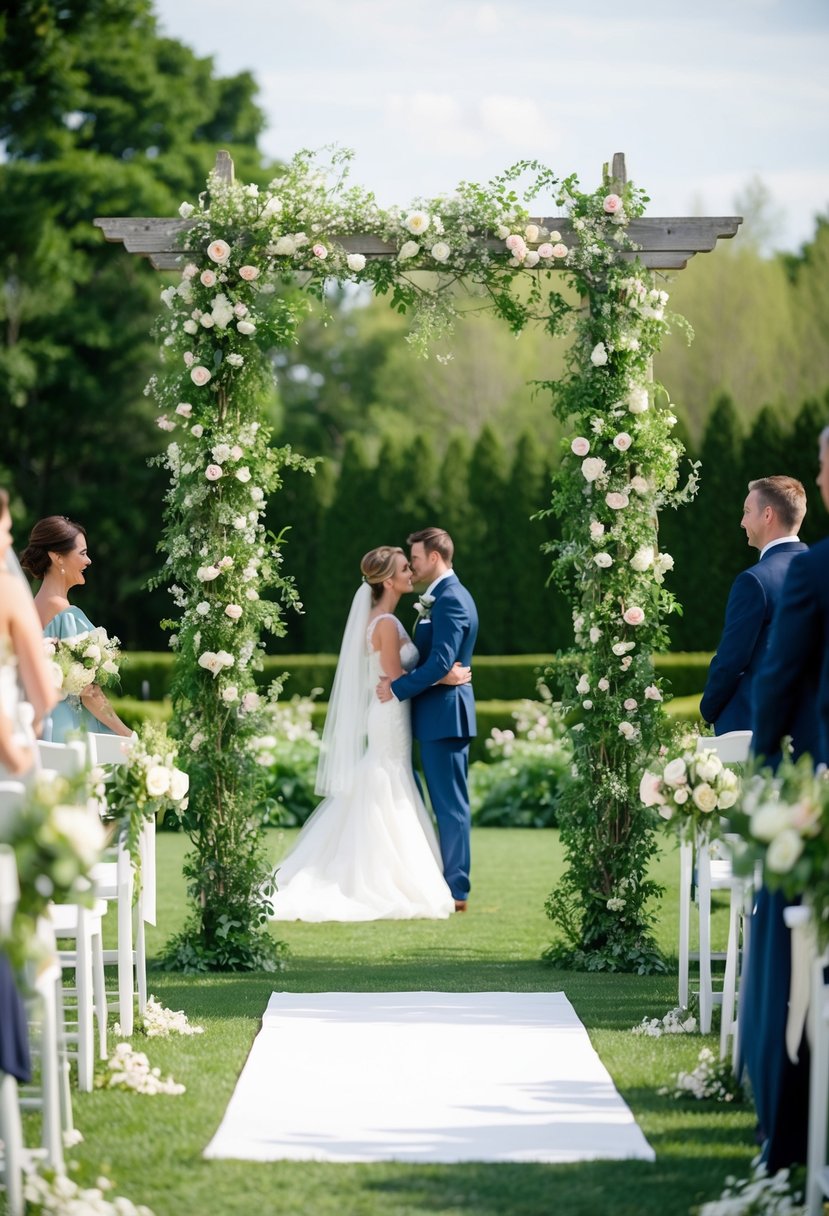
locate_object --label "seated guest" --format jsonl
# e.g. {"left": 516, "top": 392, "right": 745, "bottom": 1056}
{"left": 21, "top": 514, "right": 132, "bottom": 742}
{"left": 700, "top": 475, "right": 808, "bottom": 739}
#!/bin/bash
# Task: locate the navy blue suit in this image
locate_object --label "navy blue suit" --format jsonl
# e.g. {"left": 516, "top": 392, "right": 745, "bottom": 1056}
{"left": 700, "top": 541, "right": 808, "bottom": 735}
{"left": 391, "top": 574, "right": 478, "bottom": 901}
{"left": 739, "top": 538, "right": 829, "bottom": 1172}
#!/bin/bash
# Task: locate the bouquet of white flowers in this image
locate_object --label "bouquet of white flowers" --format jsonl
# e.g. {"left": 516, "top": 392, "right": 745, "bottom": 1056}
{"left": 639, "top": 743, "right": 741, "bottom": 839}
{"left": 45, "top": 627, "right": 122, "bottom": 698}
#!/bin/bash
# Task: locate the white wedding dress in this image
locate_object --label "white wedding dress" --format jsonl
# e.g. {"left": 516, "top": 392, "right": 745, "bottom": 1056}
{"left": 269, "top": 615, "right": 454, "bottom": 921}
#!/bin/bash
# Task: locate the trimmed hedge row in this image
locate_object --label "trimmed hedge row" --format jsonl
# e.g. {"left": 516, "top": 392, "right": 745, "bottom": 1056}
{"left": 112, "top": 691, "right": 704, "bottom": 763}
{"left": 119, "top": 650, "right": 714, "bottom": 702}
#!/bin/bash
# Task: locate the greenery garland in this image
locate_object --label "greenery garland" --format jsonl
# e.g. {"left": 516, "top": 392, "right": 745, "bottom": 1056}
{"left": 146, "top": 148, "right": 691, "bottom": 971}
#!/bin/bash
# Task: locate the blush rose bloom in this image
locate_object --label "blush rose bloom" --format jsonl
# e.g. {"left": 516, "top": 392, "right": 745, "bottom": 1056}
{"left": 623, "top": 605, "right": 645, "bottom": 626}
{"left": 190, "top": 366, "right": 212, "bottom": 387}
{"left": 239, "top": 265, "right": 259, "bottom": 280}
{"left": 505, "top": 234, "right": 527, "bottom": 258}
{"left": 200, "top": 269, "right": 217, "bottom": 287}
{"left": 551, "top": 242, "right": 568, "bottom": 258}
{"left": 205, "top": 464, "right": 223, "bottom": 481}
{"left": 606, "top": 492, "right": 629, "bottom": 510}
{"left": 175, "top": 402, "right": 193, "bottom": 418}
{"left": 312, "top": 243, "right": 328, "bottom": 259}
{"left": 537, "top": 242, "right": 554, "bottom": 259}
{"left": 206, "top": 239, "right": 231, "bottom": 265}
{"left": 663, "top": 757, "right": 688, "bottom": 787}
{"left": 571, "top": 437, "right": 590, "bottom": 457}
{"left": 639, "top": 771, "right": 665, "bottom": 807}
{"left": 618, "top": 721, "right": 636, "bottom": 740}
{"left": 603, "top": 194, "right": 623, "bottom": 214}
{"left": 613, "top": 432, "right": 632, "bottom": 451}
{"left": 644, "top": 684, "right": 663, "bottom": 701}
{"left": 589, "top": 520, "right": 605, "bottom": 540}
{"left": 224, "top": 604, "right": 243, "bottom": 620}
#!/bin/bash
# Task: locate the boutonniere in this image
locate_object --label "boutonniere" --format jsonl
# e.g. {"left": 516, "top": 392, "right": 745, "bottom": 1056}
{"left": 414, "top": 593, "right": 435, "bottom": 622}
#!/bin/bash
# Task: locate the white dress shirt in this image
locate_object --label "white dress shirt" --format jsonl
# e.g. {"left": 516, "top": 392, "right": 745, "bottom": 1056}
{"left": 759, "top": 535, "right": 800, "bottom": 559}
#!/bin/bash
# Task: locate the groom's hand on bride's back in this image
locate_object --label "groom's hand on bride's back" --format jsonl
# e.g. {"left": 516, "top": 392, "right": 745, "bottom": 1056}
{"left": 437, "top": 663, "right": 471, "bottom": 687}
{"left": 376, "top": 675, "right": 394, "bottom": 702}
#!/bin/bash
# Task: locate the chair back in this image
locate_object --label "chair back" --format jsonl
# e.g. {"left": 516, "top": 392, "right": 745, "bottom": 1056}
{"left": 695, "top": 730, "right": 752, "bottom": 765}
{"left": 0, "top": 844, "right": 20, "bottom": 936}
{"left": 36, "top": 740, "right": 87, "bottom": 777}
{"left": 0, "top": 780, "right": 27, "bottom": 840}
{"left": 87, "top": 732, "right": 133, "bottom": 767}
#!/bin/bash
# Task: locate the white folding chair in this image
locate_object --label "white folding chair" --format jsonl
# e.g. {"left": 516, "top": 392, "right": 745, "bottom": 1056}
{"left": 46, "top": 886, "right": 108, "bottom": 1092}
{"left": 0, "top": 846, "right": 26, "bottom": 1216}
{"left": 35, "top": 739, "right": 87, "bottom": 778}
{"left": 19, "top": 917, "right": 70, "bottom": 1174}
{"left": 87, "top": 732, "right": 152, "bottom": 1036}
{"left": 678, "top": 732, "right": 753, "bottom": 1046}
{"left": 805, "top": 940, "right": 829, "bottom": 1215}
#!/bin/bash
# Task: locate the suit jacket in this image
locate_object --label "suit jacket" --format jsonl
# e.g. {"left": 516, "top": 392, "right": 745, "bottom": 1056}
{"left": 700, "top": 541, "right": 809, "bottom": 735}
{"left": 752, "top": 535, "right": 829, "bottom": 765}
{"left": 391, "top": 573, "right": 478, "bottom": 741}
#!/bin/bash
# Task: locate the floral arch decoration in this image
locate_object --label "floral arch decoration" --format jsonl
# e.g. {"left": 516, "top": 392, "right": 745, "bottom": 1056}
{"left": 97, "top": 148, "right": 739, "bottom": 972}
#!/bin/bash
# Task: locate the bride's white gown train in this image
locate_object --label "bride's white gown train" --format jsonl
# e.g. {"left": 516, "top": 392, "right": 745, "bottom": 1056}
{"left": 269, "top": 616, "right": 454, "bottom": 921}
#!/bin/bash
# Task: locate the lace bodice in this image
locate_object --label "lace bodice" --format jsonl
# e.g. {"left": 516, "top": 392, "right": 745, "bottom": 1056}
{"left": 366, "top": 614, "right": 419, "bottom": 676}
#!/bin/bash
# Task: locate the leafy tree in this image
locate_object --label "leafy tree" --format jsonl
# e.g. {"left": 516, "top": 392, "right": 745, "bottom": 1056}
{"left": 503, "top": 431, "right": 561, "bottom": 653}
{"left": 0, "top": 0, "right": 276, "bottom": 648}
{"left": 466, "top": 425, "right": 510, "bottom": 654}
{"left": 787, "top": 392, "right": 829, "bottom": 545}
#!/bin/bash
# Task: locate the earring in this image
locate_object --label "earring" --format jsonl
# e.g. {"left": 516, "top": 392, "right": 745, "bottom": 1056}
{"left": 60, "top": 565, "right": 65, "bottom": 574}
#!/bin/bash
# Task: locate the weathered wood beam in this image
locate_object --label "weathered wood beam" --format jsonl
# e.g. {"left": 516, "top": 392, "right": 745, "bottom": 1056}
{"left": 93, "top": 215, "right": 742, "bottom": 272}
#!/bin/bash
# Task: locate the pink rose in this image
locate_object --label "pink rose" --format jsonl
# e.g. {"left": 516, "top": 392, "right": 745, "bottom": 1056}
{"left": 207, "top": 239, "right": 231, "bottom": 264}
{"left": 239, "top": 265, "right": 259, "bottom": 281}
{"left": 190, "top": 365, "right": 212, "bottom": 386}
{"left": 605, "top": 492, "right": 629, "bottom": 510}
{"left": 537, "top": 243, "right": 554, "bottom": 259}
{"left": 181, "top": 263, "right": 198, "bottom": 280}
{"left": 205, "top": 464, "right": 223, "bottom": 481}
{"left": 200, "top": 269, "right": 217, "bottom": 287}
{"left": 241, "top": 691, "right": 261, "bottom": 712}
{"left": 312, "top": 243, "right": 328, "bottom": 259}
{"left": 230, "top": 445, "right": 243, "bottom": 460}
{"left": 644, "top": 685, "right": 663, "bottom": 701}
{"left": 639, "top": 771, "right": 665, "bottom": 808}
{"left": 224, "top": 603, "right": 243, "bottom": 620}
{"left": 505, "top": 234, "right": 527, "bottom": 258}
{"left": 613, "top": 432, "right": 632, "bottom": 451}
{"left": 624, "top": 698, "right": 638, "bottom": 711}
{"left": 603, "top": 194, "right": 623, "bottom": 214}
{"left": 233, "top": 302, "right": 248, "bottom": 317}
{"left": 551, "top": 242, "right": 568, "bottom": 258}
{"left": 183, "top": 352, "right": 195, "bottom": 367}
{"left": 571, "top": 437, "right": 590, "bottom": 457}
{"left": 623, "top": 606, "right": 645, "bottom": 627}
{"left": 175, "top": 402, "right": 193, "bottom": 418}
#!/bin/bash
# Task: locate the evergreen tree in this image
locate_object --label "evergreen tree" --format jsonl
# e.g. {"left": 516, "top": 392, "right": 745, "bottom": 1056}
{"left": 399, "top": 434, "right": 440, "bottom": 534}
{"left": 0, "top": 0, "right": 275, "bottom": 649}
{"left": 678, "top": 394, "right": 748, "bottom": 651}
{"left": 267, "top": 456, "right": 332, "bottom": 653}
{"left": 437, "top": 432, "right": 474, "bottom": 556}
{"left": 742, "top": 404, "right": 790, "bottom": 487}
{"left": 466, "top": 425, "right": 510, "bottom": 654}
{"left": 787, "top": 392, "right": 829, "bottom": 545}
{"left": 503, "top": 431, "right": 558, "bottom": 653}
{"left": 308, "top": 435, "right": 375, "bottom": 650}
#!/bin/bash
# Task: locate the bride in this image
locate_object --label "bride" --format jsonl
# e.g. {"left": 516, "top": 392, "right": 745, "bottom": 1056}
{"left": 269, "top": 546, "right": 468, "bottom": 921}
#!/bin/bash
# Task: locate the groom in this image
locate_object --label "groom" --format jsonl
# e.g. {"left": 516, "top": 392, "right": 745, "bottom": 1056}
{"left": 377, "top": 527, "right": 478, "bottom": 911}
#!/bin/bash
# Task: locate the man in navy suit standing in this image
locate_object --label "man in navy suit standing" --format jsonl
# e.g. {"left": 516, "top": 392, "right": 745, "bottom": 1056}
{"left": 377, "top": 527, "right": 478, "bottom": 911}
{"left": 700, "top": 476, "right": 808, "bottom": 735}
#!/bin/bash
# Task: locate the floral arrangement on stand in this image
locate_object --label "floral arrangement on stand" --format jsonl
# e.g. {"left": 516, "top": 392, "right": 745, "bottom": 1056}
{"left": 147, "top": 146, "right": 691, "bottom": 970}
{"left": 44, "top": 627, "right": 121, "bottom": 698}
{"left": 639, "top": 742, "right": 742, "bottom": 840}
{"left": 0, "top": 770, "right": 105, "bottom": 968}
{"left": 96, "top": 723, "right": 188, "bottom": 889}
{"left": 469, "top": 690, "right": 573, "bottom": 827}
{"left": 725, "top": 749, "right": 829, "bottom": 939}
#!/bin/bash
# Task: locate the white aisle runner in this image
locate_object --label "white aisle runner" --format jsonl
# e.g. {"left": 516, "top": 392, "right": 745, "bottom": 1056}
{"left": 201, "top": 992, "right": 651, "bottom": 1162}
{"left": 204, "top": 992, "right": 654, "bottom": 1165}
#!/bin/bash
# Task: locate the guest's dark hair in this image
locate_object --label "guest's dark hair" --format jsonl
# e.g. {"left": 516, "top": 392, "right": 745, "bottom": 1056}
{"left": 20, "top": 515, "right": 87, "bottom": 579}
{"left": 747, "top": 476, "right": 807, "bottom": 533}
{"left": 407, "top": 527, "right": 454, "bottom": 564}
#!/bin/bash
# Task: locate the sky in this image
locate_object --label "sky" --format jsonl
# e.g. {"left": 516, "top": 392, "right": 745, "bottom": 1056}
{"left": 153, "top": 0, "right": 829, "bottom": 253}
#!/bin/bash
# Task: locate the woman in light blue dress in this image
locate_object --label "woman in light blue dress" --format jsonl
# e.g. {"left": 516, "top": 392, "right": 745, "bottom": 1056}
{"left": 21, "top": 515, "right": 132, "bottom": 743}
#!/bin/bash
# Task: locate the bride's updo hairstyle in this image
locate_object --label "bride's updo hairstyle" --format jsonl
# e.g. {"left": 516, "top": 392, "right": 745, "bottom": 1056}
{"left": 20, "top": 515, "right": 87, "bottom": 580}
{"left": 360, "top": 546, "right": 404, "bottom": 604}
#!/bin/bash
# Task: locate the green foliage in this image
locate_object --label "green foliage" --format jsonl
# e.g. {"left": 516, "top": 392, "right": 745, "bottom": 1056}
{"left": 469, "top": 697, "right": 573, "bottom": 827}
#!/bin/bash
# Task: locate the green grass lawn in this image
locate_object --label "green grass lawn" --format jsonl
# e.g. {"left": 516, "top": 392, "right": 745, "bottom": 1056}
{"left": 47, "top": 829, "right": 755, "bottom": 1216}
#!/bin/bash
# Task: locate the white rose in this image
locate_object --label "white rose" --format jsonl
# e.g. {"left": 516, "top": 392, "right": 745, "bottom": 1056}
{"left": 590, "top": 342, "right": 609, "bottom": 366}
{"left": 597, "top": 678, "right": 610, "bottom": 692}
{"left": 51, "top": 805, "right": 105, "bottom": 866}
{"left": 225, "top": 604, "right": 243, "bottom": 620}
{"left": 430, "top": 241, "right": 451, "bottom": 263}
{"left": 692, "top": 783, "right": 719, "bottom": 814}
{"left": 766, "top": 828, "right": 804, "bottom": 873}
{"left": 644, "top": 685, "right": 662, "bottom": 701}
{"left": 183, "top": 319, "right": 198, "bottom": 335}
{"left": 619, "top": 721, "right": 636, "bottom": 740}
{"left": 751, "top": 802, "right": 793, "bottom": 842}
{"left": 405, "top": 210, "right": 430, "bottom": 234}
{"left": 663, "top": 757, "right": 688, "bottom": 787}
{"left": 398, "top": 240, "right": 420, "bottom": 260}
{"left": 589, "top": 520, "right": 605, "bottom": 540}
{"left": 613, "top": 432, "right": 632, "bottom": 452}
{"left": 673, "top": 787, "right": 689, "bottom": 805}
{"left": 581, "top": 457, "right": 606, "bottom": 483}
{"left": 717, "top": 789, "right": 738, "bottom": 810}
{"left": 628, "top": 386, "right": 649, "bottom": 414}
{"left": 178, "top": 202, "right": 195, "bottom": 218}
{"left": 630, "top": 476, "right": 649, "bottom": 495}
{"left": 236, "top": 467, "right": 252, "bottom": 483}
{"left": 145, "top": 765, "right": 171, "bottom": 798}
{"left": 196, "top": 566, "right": 221, "bottom": 582}
{"left": 695, "top": 754, "right": 723, "bottom": 783}
{"left": 576, "top": 674, "right": 590, "bottom": 695}
{"left": 273, "top": 235, "right": 296, "bottom": 255}
{"left": 346, "top": 253, "right": 366, "bottom": 272}
{"left": 589, "top": 626, "right": 602, "bottom": 643}
{"left": 196, "top": 601, "right": 210, "bottom": 616}
{"left": 169, "top": 769, "right": 189, "bottom": 801}
{"left": 222, "top": 685, "right": 239, "bottom": 703}
{"left": 237, "top": 320, "right": 256, "bottom": 335}
{"left": 524, "top": 224, "right": 540, "bottom": 242}
{"left": 594, "top": 552, "right": 613, "bottom": 568}
{"left": 630, "top": 546, "right": 654, "bottom": 572}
